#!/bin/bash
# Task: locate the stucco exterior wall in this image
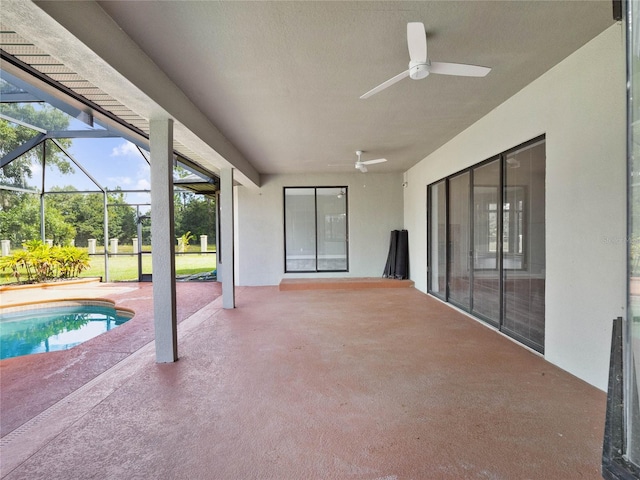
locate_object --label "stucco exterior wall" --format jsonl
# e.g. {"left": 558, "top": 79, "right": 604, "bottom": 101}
{"left": 403, "top": 24, "right": 626, "bottom": 390}
{"left": 236, "top": 172, "right": 404, "bottom": 286}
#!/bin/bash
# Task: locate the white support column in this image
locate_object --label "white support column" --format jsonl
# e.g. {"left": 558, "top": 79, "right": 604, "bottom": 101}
{"left": 149, "top": 117, "right": 178, "bottom": 362}
{"left": 220, "top": 168, "right": 235, "bottom": 309}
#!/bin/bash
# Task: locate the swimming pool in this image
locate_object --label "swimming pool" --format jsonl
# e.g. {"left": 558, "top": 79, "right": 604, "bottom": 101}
{"left": 0, "top": 301, "right": 134, "bottom": 360}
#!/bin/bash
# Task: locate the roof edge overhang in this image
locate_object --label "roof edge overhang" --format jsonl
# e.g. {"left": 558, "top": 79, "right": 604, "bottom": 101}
{"left": 1, "top": 53, "right": 213, "bottom": 182}
{"left": 2, "top": 0, "right": 260, "bottom": 188}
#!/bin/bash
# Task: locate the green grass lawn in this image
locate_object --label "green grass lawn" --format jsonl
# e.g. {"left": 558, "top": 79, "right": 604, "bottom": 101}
{"left": 0, "top": 250, "right": 216, "bottom": 284}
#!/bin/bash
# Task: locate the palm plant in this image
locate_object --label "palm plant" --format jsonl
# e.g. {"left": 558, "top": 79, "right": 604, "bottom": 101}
{"left": 28, "top": 242, "right": 55, "bottom": 282}
{"left": 0, "top": 251, "right": 28, "bottom": 283}
{"left": 56, "top": 246, "right": 90, "bottom": 278}
{"left": 177, "top": 231, "right": 195, "bottom": 253}
{"left": 0, "top": 240, "right": 91, "bottom": 283}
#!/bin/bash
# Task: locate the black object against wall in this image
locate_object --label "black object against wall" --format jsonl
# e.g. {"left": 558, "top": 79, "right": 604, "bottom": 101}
{"left": 602, "top": 317, "right": 640, "bottom": 480}
{"left": 613, "top": 0, "right": 623, "bottom": 21}
{"left": 383, "top": 230, "right": 397, "bottom": 278}
{"left": 383, "top": 230, "right": 409, "bottom": 279}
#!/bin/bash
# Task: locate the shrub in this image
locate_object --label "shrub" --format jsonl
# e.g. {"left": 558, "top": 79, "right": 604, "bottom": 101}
{"left": 55, "top": 245, "right": 90, "bottom": 278}
{"left": 0, "top": 241, "right": 90, "bottom": 284}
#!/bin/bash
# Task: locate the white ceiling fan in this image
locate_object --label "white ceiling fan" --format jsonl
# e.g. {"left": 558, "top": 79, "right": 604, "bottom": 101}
{"left": 354, "top": 150, "right": 386, "bottom": 173}
{"left": 360, "top": 22, "right": 491, "bottom": 99}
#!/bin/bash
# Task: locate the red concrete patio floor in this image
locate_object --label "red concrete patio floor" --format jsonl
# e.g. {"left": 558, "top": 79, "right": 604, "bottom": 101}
{"left": 1, "top": 285, "right": 606, "bottom": 479}
{"left": 0, "top": 281, "right": 222, "bottom": 437}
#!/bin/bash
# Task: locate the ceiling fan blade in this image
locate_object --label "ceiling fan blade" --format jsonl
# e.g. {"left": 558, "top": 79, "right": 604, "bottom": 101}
{"left": 361, "top": 158, "right": 387, "bottom": 165}
{"left": 360, "top": 69, "right": 410, "bottom": 99}
{"left": 407, "top": 22, "right": 427, "bottom": 63}
{"left": 357, "top": 164, "right": 368, "bottom": 173}
{"left": 429, "top": 61, "right": 491, "bottom": 77}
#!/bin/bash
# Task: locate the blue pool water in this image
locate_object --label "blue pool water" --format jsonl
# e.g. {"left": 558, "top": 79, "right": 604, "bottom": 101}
{"left": 0, "top": 304, "right": 133, "bottom": 360}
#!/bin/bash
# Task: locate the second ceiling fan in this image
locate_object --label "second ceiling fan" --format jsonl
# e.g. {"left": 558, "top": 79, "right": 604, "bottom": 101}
{"left": 360, "top": 22, "right": 491, "bottom": 99}
{"left": 354, "top": 150, "right": 386, "bottom": 173}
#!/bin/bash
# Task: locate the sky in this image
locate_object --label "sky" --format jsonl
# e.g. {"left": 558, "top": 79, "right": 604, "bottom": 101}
{"left": 64, "top": 138, "right": 151, "bottom": 192}
{"left": 45, "top": 136, "right": 152, "bottom": 209}
{"left": 0, "top": 82, "right": 152, "bottom": 206}
{"left": 4, "top": 108, "right": 154, "bottom": 208}
{"left": 0, "top": 75, "right": 217, "bottom": 217}
{"left": 3, "top": 94, "right": 202, "bottom": 212}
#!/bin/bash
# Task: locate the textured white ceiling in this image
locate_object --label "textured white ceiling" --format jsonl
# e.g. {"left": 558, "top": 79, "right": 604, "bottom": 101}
{"left": 6, "top": 1, "right": 617, "bottom": 180}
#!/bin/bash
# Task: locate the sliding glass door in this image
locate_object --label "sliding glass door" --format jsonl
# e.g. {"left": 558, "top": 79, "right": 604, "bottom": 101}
{"left": 284, "top": 187, "right": 348, "bottom": 272}
{"left": 427, "top": 137, "right": 545, "bottom": 352}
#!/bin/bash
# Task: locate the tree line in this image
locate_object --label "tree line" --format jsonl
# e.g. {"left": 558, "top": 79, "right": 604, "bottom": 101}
{"left": 0, "top": 187, "right": 215, "bottom": 248}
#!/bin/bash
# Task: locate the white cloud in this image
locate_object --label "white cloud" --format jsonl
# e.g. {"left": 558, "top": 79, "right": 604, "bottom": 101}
{"left": 107, "top": 176, "right": 133, "bottom": 186}
{"left": 110, "top": 142, "right": 139, "bottom": 157}
{"left": 138, "top": 163, "right": 150, "bottom": 177}
{"left": 136, "top": 179, "right": 151, "bottom": 190}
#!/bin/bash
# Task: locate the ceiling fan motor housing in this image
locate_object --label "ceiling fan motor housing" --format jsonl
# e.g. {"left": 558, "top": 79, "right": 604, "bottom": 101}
{"left": 409, "top": 61, "right": 430, "bottom": 80}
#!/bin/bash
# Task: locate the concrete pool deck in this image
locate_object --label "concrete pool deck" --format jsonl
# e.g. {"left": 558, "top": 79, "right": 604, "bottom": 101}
{"left": 1, "top": 282, "right": 608, "bottom": 479}
{"left": 0, "top": 280, "right": 222, "bottom": 437}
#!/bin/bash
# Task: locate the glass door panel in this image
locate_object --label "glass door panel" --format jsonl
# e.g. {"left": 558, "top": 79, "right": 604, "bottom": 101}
{"left": 502, "top": 141, "right": 545, "bottom": 352}
{"left": 428, "top": 181, "right": 447, "bottom": 298}
{"left": 472, "top": 160, "right": 500, "bottom": 324}
{"left": 316, "top": 187, "right": 348, "bottom": 271}
{"left": 284, "top": 187, "right": 348, "bottom": 273}
{"left": 448, "top": 172, "right": 471, "bottom": 308}
{"left": 284, "top": 188, "right": 316, "bottom": 272}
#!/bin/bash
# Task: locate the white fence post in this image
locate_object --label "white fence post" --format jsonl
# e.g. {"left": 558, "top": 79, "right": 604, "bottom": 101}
{"left": 200, "top": 235, "right": 208, "bottom": 252}
{"left": 1, "top": 240, "right": 10, "bottom": 257}
{"left": 88, "top": 238, "right": 97, "bottom": 254}
{"left": 110, "top": 238, "right": 119, "bottom": 254}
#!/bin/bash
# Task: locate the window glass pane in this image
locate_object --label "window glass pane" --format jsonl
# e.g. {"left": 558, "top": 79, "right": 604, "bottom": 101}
{"left": 448, "top": 172, "right": 471, "bottom": 308}
{"left": 284, "top": 188, "right": 316, "bottom": 271}
{"left": 473, "top": 160, "right": 500, "bottom": 323}
{"left": 316, "top": 187, "right": 347, "bottom": 271}
{"left": 429, "top": 181, "right": 447, "bottom": 297}
{"left": 502, "top": 141, "right": 545, "bottom": 352}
